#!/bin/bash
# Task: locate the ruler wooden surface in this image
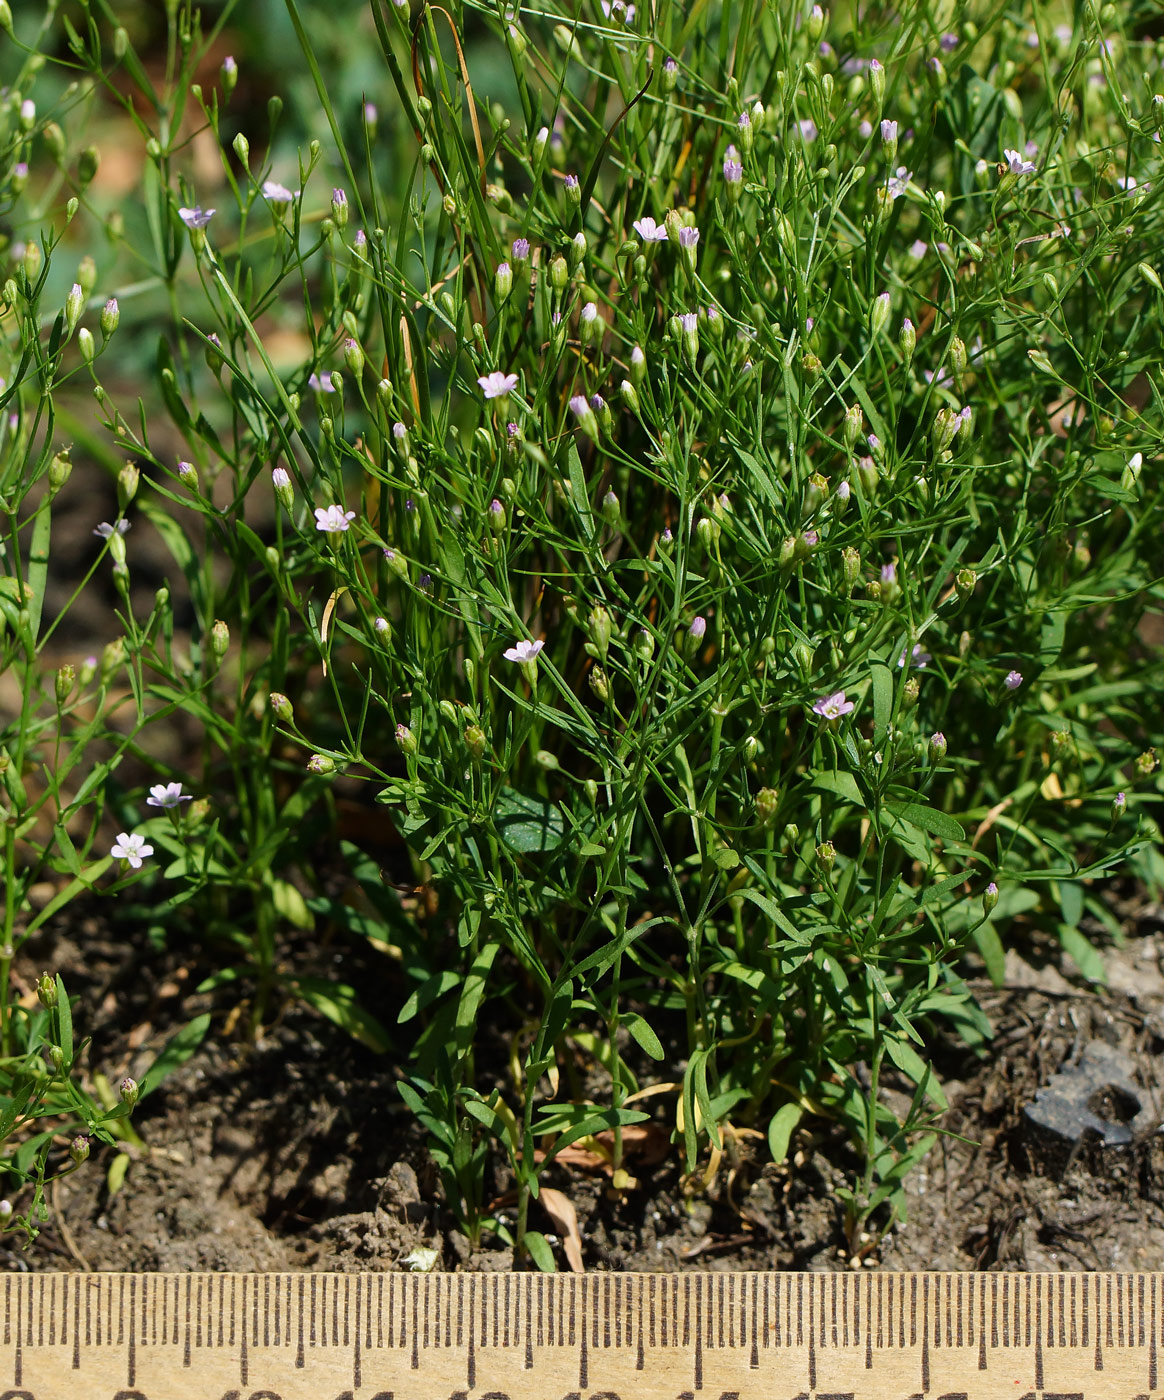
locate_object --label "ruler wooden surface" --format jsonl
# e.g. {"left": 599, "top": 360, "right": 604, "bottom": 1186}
{"left": 0, "top": 1270, "right": 1160, "bottom": 1398}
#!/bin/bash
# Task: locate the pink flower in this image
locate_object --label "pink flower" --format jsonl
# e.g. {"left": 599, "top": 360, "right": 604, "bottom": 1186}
{"left": 813, "top": 691, "right": 854, "bottom": 720}
{"left": 478, "top": 371, "right": 518, "bottom": 399}
{"left": 633, "top": 216, "right": 668, "bottom": 242}
{"left": 504, "top": 639, "right": 544, "bottom": 663}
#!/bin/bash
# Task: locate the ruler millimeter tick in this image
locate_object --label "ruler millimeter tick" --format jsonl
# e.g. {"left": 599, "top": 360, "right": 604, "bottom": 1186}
{"left": 0, "top": 1270, "right": 1160, "bottom": 1399}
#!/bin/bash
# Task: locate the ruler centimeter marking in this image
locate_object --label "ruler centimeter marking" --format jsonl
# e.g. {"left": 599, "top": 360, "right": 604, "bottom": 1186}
{"left": 0, "top": 1272, "right": 1160, "bottom": 1398}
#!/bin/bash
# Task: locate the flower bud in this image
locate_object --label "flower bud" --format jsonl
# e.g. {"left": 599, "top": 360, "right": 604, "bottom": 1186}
{"left": 43, "top": 121, "right": 67, "bottom": 165}
{"left": 330, "top": 186, "right": 348, "bottom": 229}
{"left": 564, "top": 172, "right": 581, "bottom": 206}
{"left": 930, "top": 731, "right": 947, "bottom": 761}
{"left": 1111, "top": 791, "right": 1127, "bottom": 823}
{"left": 533, "top": 125, "right": 549, "bottom": 162}
{"left": 569, "top": 394, "right": 598, "bottom": 441}
{"left": 0, "top": 2, "right": 11, "bottom": 33}
{"left": 932, "top": 405, "right": 959, "bottom": 453}
{"left": 842, "top": 403, "right": 863, "bottom": 452}
{"left": 233, "top": 132, "right": 250, "bottom": 167}
{"left": 550, "top": 255, "right": 569, "bottom": 292}
{"left": 869, "top": 291, "right": 891, "bottom": 338}
{"left": 307, "top": 753, "right": 336, "bottom": 775}
{"left": 118, "top": 460, "right": 140, "bottom": 506}
{"left": 899, "top": 317, "right": 916, "bottom": 365}
{"left": 816, "top": 840, "right": 836, "bottom": 871}
{"left": 343, "top": 337, "right": 364, "bottom": 376}
{"left": 119, "top": 1076, "right": 140, "bottom": 1108}
{"left": 36, "top": 973, "right": 57, "bottom": 1008}
{"left": 755, "top": 787, "right": 779, "bottom": 826}
{"left": 570, "top": 231, "right": 587, "bottom": 268}
{"left": 949, "top": 335, "right": 966, "bottom": 379}
{"left": 840, "top": 545, "right": 860, "bottom": 596}
{"left": 395, "top": 723, "right": 417, "bottom": 756}
{"left": 269, "top": 691, "right": 293, "bottom": 721}
{"left": 48, "top": 449, "right": 73, "bottom": 494}
{"left": 589, "top": 664, "right": 611, "bottom": 704}
{"left": 955, "top": 567, "right": 976, "bottom": 602}
{"left": 620, "top": 378, "right": 640, "bottom": 415}
{"left": 588, "top": 604, "right": 612, "bottom": 661}
{"left": 207, "top": 619, "right": 229, "bottom": 660}
{"left": 983, "top": 881, "right": 998, "bottom": 914}
{"left": 807, "top": 4, "right": 826, "bottom": 42}
{"left": 633, "top": 628, "right": 654, "bottom": 662}
{"left": 802, "top": 472, "right": 829, "bottom": 519}
{"left": 868, "top": 56, "right": 885, "bottom": 108}
{"left": 464, "top": 724, "right": 486, "bottom": 761}
{"left": 494, "top": 260, "right": 512, "bottom": 301}
{"left": 686, "top": 615, "right": 707, "bottom": 659}
{"left": 78, "top": 327, "right": 95, "bottom": 362}
{"left": 1121, "top": 452, "right": 1143, "bottom": 493}
{"left": 23, "top": 241, "right": 41, "bottom": 283}
{"left": 55, "top": 664, "right": 74, "bottom": 705}
{"left": 69, "top": 1135, "right": 90, "bottom": 1165}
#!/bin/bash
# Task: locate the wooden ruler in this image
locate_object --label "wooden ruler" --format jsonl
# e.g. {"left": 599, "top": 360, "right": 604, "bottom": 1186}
{"left": 0, "top": 1271, "right": 1160, "bottom": 1398}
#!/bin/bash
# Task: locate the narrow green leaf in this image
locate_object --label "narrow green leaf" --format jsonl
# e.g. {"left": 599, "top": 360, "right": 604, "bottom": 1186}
{"left": 523, "top": 1230, "right": 558, "bottom": 1273}
{"left": 624, "top": 1012, "right": 664, "bottom": 1061}
{"left": 767, "top": 1102, "right": 803, "bottom": 1163}
{"left": 884, "top": 800, "right": 965, "bottom": 843}
{"left": 139, "top": 1013, "right": 212, "bottom": 1099}
{"left": 295, "top": 978, "right": 392, "bottom": 1052}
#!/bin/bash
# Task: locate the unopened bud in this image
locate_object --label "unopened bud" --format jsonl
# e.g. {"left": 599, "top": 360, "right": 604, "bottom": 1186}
{"left": 843, "top": 403, "right": 863, "bottom": 452}
{"left": 868, "top": 56, "right": 885, "bottom": 108}
{"left": 396, "top": 723, "right": 418, "bottom": 756}
{"left": 221, "top": 54, "right": 238, "bottom": 96}
{"left": 464, "top": 724, "right": 486, "bottom": 761}
{"left": 1121, "top": 452, "right": 1143, "bottom": 492}
{"left": 755, "top": 787, "right": 779, "bottom": 826}
{"left": 869, "top": 291, "right": 891, "bottom": 338}
{"left": 210, "top": 619, "right": 230, "bottom": 659}
{"left": 899, "top": 317, "right": 916, "bottom": 364}
{"left": 69, "top": 1135, "right": 90, "bottom": 1165}
{"left": 44, "top": 121, "right": 67, "bottom": 165}
{"left": 78, "top": 327, "right": 95, "bottom": 362}
{"left": 119, "top": 1076, "right": 139, "bottom": 1108}
{"left": 588, "top": 605, "right": 612, "bottom": 661}
{"left": 816, "top": 840, "right": 836, "bottom": 871}
{"left": 117, "top": 460, "right": 139, "bottom": 506}
{"left": 269, "top": 691, "right": 293, "bottom": 721}
{"left": 955, "top": 567, "right": 976, "bottom": 601}
{"left": 307, "top": 753, "right": 336, "bottom": 775}
{"left": 343, "top": 337, "right": 364, "bottom": 376}
{"left": 983, "top": 881, "right": 999, "bottom": 914}
{"left": 49, "top": 449, "right": 73, "bottom": 493}
{"left": 55, "top": 664, "right": 74, "bottom": 705}
{"left": 36, "top": 973, "right": 58, "bottom": 1008}
{"left": 840, "top": 546, "right": 860, "bottom": 596}
{"left": 929, "top": 731, "right": 947, "bottom": 761}
{"left": 589, "top": 665, "right": 611, "bottom": 704}
{"left": 23, "top": 240, "right": 42, "bottom": 282}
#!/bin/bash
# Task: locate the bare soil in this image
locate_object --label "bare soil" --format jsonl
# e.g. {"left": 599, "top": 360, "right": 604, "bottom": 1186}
{"left": 7, "top": 885, "right": 1164, "bottom": 1280}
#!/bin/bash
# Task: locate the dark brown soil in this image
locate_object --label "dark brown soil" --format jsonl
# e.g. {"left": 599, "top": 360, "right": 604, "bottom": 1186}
{"left": 8, "top": 888, "right": 1164, "bottom": 1279}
